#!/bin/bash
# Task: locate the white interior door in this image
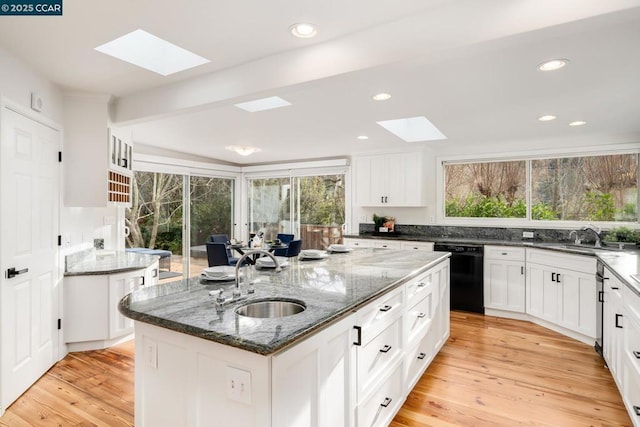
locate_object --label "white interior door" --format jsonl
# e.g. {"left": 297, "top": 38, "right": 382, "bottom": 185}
{"left": 1, "top": 105, "right": 60, "bottom": 413}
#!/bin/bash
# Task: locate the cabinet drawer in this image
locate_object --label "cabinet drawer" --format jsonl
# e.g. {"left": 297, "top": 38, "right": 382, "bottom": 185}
{"left": 406, "top": 289, "right": 434, "bottom": 347}
{"left": 625, "top": 309, "right": 640, "bottom": 380}
{"left": 356, "top": 287, "right": 403, "bottom": 344}
{"left": 373, "top": 240, "right": 401, "bottom": 249}
{"left": 344, "top": 238, "right": 372, "bottom": 248}
{"left": 405, "top": 332, "right": 437, "bottom": 392}
{"left": 357, "top": 361, "right": 404, "bottom": 427}
{"left": 400, "top": 241, "right": 434, "bottom": 251}
{"left": 623, "top": 285, "right": 640, "bottom": 322}
{"left": 622, "top": 355, "right": 640, "bottom": 427}
{"left": 357, "top": 317, "right": 403, "bottom": 400}
{"left": 485, "top": 245, "right": 525, "bottom": 261}
{"left": 406, "top": 270, "right": 436, "bottom": 303}
{"left": 526, "top": 248, "right": 596, "bottom": 273}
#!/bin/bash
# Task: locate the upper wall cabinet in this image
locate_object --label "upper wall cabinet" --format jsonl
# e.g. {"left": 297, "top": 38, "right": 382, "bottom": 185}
{"left": 63, "top": 94, "right": 132, "bottom": 207}
{"left": 354, "top": 152, "right": 426, "bottom": 207}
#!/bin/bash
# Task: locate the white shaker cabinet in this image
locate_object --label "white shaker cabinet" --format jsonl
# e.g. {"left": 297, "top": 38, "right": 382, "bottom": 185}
{"left": 484, "top": 246, "right": 525, "bottom": 313}
{"left": 63, "top": 93, "right": 132, "bottom": 207}
{"left": 602, "top": 268, "right": 625, "bottom": 381}
{"left": 64, "top": 261, "right": 158, "bottom": 351}
{"left": 526, "top": 249, "right": 597, "bottom": 343}
{"left": 353, "top": 152, "right": 425, "bottom": 207}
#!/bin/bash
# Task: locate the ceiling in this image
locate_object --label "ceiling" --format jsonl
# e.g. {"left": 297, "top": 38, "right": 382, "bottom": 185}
{"left": 1, "top": 0, "right": 639, "bottom": 165}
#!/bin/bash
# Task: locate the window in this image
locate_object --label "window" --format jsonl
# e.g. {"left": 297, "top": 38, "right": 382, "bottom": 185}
{"left": 247, "top": 173, "right": 345, "bottom": 249}
{"left": 532, "top": 154, "right": 637, "bottom": 221}
{"left": 445, "top": 160, "right": 526, "bottom": 218}
{"left": 126, "top": 171, "right": 235, "bottom": 281}
{"left": 444, "top": 153, "right": 638, "bottom": 222}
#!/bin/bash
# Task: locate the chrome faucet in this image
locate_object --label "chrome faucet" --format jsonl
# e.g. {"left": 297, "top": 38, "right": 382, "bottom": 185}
{"left": 234, "top": 250, "right": 282, "bottom": 298}
{"left": 580, "top": 224, "right": 602, "bottom": 248}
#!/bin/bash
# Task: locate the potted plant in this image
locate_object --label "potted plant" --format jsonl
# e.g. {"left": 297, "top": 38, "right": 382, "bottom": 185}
{"left": 604, "top": 226, "right": 640, "bottom": 248}
{"left": 372, "top": 213, "right": 388, "bottom": 232}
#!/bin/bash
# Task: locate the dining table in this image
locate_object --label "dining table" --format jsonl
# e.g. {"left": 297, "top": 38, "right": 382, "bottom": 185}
{"left": 229, "top": 242, "right": 289, "bottom": 264}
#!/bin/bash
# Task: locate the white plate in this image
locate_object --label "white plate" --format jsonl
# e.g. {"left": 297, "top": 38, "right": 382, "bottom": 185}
{"left": 200, "top": 273, "right": 235, "bottom": 281}
{"left": 328, "top": 245, "right": 352, "bottom": 253}
{"left": 203, "top": 266, "right": 236, "bottom": 276}
{"left": 299, "top": 252, "right": 329, "bottom": 260}
{"left": 255, "top": 257, "right": 289, "bottom": 268}
{"left": 300, "top": 249, "right": 325, "bottom": 256}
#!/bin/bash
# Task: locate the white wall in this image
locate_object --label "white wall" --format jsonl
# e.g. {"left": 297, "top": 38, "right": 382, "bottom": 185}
{"left": 0, "top": 45, "right": 121, "bottom": 255}
{"left": 0, "top": 47, "right": 63, "bottom": 123}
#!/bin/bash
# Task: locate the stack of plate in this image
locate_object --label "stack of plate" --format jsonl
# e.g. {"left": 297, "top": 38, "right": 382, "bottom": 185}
{"left": 328, "top": 244, "right": 352, "bottom": 253}
{"left": 255, "top": 256, "right": 289, "bottom": 268}
{"left": 299, "top": 249, "right": 328, "bottom": 260}
{"left": 200, "top": 266, "right": 238, "bottom": 281}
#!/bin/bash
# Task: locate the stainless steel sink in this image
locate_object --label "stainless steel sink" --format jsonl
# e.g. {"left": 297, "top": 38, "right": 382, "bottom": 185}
{"left": 235, "top": 298, "right": 306, "bottom": 318}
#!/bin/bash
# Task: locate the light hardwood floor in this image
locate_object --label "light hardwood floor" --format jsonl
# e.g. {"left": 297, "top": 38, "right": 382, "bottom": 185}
{"left": 0, "top": 312, "right": 631, "bottom": 426}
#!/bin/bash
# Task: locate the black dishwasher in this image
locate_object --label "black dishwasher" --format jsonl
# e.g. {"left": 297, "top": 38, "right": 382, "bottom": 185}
{"left": 434, "top": 243, "right": 484, "bottom": 314}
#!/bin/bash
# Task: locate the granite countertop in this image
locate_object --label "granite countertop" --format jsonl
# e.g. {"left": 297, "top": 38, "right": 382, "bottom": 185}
{"left": 597, "top": 251, "right": 640, "bottom": 296}
{"left": 346, "top": 233, "right": 640, "bottom": 296}
{"left": 65, "top": 248, "right": 159, "bottom": 276}
{"left": 119, "top": 249, "right": 450, "bottom": 355}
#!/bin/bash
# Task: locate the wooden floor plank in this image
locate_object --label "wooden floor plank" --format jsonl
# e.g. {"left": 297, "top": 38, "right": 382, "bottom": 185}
{"left": 0, "top": 312, "right": 631, "bottom": 426}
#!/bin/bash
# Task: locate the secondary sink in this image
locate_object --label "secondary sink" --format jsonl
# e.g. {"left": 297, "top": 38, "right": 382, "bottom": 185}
{"left": 235, "top": 298, "right": 306, "bottom": 318}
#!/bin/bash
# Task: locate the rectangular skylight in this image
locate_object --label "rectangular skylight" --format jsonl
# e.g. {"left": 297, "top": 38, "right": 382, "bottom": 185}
{"left": 376, "top": 116, "right": 447, "bottom": 142}
{"left": 95, "top": 29, "right": 210, "bottom": 76}
{"left": 234, "top": 96, "right": 292, "bottom": 112}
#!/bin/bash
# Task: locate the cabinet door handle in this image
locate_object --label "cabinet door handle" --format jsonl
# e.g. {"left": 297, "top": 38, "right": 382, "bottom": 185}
{"left": 633, "top": 351, "right": 640, "bottom": 359}
{"left": 140, "top": 275, "right": 145, "bottom": 286}
{"left": 380, "top": 397, "right": 392, "bottom": 408}
{"left": 417, "top": 312, "right": 426, "bottom": 319}
{"left": 379, "top": 304, "right": 392, "bottom": 312}
{"left": 417, "top": 282, "right": 426, "bottom": 288}
{"left": 152, "top": 268, "right": 158, "bottom": 278}
{"left": 598, "top": 291, "right": 604, "bottom": 303}
{"left": 551, "top": 272, "right": 556, "bottom": 282}
{"left": 556, "top": 273, "right": 560, "bottom": 283}
{"left": 634, "top": 406, "right": 640, "bottom": 416}
{"left": 381, "top": 196, "right": 384, "bottom": 203}
{"left": 353, "top": 326, "right": 362, "bottom": 346}
{"left": 384, "top": 196, "right": 388, "bottom": 203}
{"left": 611, "top": 286, "right": 619, "bottom": 290}
{"left": 417, "top": 352, "right": 426, "bottom": 360}
{"left": 615, "top": 314, "right": 623, "bottom": 328}
{"left": 379, "top": 345, "right": 392, "bottom": 353}
{"left": 521, "top": 266, "right": 524, "bottom": 275}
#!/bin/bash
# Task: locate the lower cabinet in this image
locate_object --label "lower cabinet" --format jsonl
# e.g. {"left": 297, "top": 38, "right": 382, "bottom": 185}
{"left": 603, "top": 273, "right": 640, "bottom": 427}
{"left": 64, "top": 261, "right": 158, "bottom": 351}
{"left": 525, "top": 249, "right": 597, "bottom": 342}
{"left": 132, "top": 259, "right": 451, "bottom": 427}
{"left": 484, "top": 246, "right": 525, "bottom": 313}
{"left": 343, "top": 238, "right": 434, "bottom": 251}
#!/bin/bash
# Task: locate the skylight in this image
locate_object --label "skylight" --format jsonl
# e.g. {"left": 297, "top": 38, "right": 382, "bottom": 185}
{"left": 234, "top": 96, "right": 292, "bottom": 112}
{"left": 376, "top": 116, "right": 447, "bottom": 142}
{"left": 95, "top": 29, "right": 210, "bottom": 76}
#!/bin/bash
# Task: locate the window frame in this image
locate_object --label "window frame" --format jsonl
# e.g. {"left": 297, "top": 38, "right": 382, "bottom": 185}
{"left": 437, "top": 147, "right": 640, "bottom": 228}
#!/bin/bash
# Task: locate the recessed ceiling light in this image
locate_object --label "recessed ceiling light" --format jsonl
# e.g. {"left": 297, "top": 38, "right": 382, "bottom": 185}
{"left": 372, "top": 93, "right": 391, "bottom": 101}
{"left": 357, "top": 135, "right": 369, "bottom": 140}
{"left": 289, "top": 23, "right": 317, "bottom": 38}
{"left": 537, "top": 59, "right": 569, "bottom": 71}
{"left": 226, "top": 145, "right": 261, "bottom": 156}
{"left": 538, "top": 115, "right": 557, "bottom": 122}
{"left": 376, "top": 116, "right": 447, "bottom": 142}
{"left": 95, "top": 29, "right": 210, "bottom": 76}
{"left": 569, "top": 120, "right": 587, "bottom": 126}
{"left": 234, "top": 96, "right": 291, "bottom": 112}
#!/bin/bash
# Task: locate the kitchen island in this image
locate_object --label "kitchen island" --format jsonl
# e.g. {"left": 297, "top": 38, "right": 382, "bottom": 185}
{"left": 119, "top": 248, "right": 450, "bottom": 427}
